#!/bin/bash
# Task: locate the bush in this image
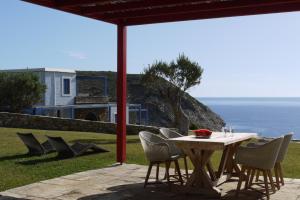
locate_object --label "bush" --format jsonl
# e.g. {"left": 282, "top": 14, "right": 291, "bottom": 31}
{"left": 189, "top": 123, "right": 198, "bottom": 130}
{"left": 0, "top": 72, "right": 46, "bottom": 113}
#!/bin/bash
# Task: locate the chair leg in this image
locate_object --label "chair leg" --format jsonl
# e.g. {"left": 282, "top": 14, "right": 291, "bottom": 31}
{"left": 174, "top": 160, "right": 183, "bottom": 185}
{"left": 165, "top": 161, "right": 171, "bottom": 188}
{"left": 255, "top": 170, "right": 260, "bottom": 182}
{"left": 162, "top": 162, "right": 168, "bottom": 180}
{"left": 249, "top": 168, "right": 256, "bottom": 188}
{"left": 263, "top": 170, "right": 270, "bottom": 199}
{"left": 173, "top": 161, "right": 177, "bottom": 175}
{"left": 244, "top": 167, "right": 252, "bottom": 189}
{"left": 156, "top": 163, "right": 160, "bottom": 181}
{"left": 274, "top": 163, "right": 281, "bottom": 190}
{"left": 235, "top": 165, "right": 246, "bottom": 198}
{"left": 278, "top": 162, "right": 285, "bottom": 186}
{"left": 183, "top": 156, "right": 189, "bottom": 180}
{"left": 144, "top": 162, "right": 153, "bottom": 188}
{"left": 267, "top": 169, "right": 276, "bottom": 193}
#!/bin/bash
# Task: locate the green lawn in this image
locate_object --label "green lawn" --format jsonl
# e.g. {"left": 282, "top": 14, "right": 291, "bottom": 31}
{"left": 0, "top": 127, "right": 299, "bottom": 191}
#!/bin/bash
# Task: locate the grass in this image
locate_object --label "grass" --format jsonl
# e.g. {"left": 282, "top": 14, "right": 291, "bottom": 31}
{"left": 0, "top": 127, "right": 299, "bottom": 191}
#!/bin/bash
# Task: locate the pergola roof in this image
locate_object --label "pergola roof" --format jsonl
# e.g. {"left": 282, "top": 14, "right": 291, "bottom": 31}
{"left": 23, "top": 0, "right": 300, "bottom": 26}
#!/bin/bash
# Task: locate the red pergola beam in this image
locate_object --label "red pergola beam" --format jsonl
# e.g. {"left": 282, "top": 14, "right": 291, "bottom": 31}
{"left": 24, "top": 0, "right": 300, "bottom": 25}
{"left": 56, "top": 0, "right": 107, "bottom": 8}
{"left": 94, "top": 0, "right": 300, "bottom": 21}
{"left": 82, "top": 0, "right": 204, "bottom": 15}
{"left": 24, "top": 0, "right": 55, "bottom": 7}
{"left": 23, "top": 0, "right": 115, "bottom": 24}
{"left": 122, "top": 0, "right": 300, "bottom": 25}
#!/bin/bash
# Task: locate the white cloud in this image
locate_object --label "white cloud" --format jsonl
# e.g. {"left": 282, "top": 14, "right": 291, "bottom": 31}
{"left": 66, "top": 51, "right": 87, "bottom": 60}
{"left": 69, "top": 52, "right": 87, "bottom": 60}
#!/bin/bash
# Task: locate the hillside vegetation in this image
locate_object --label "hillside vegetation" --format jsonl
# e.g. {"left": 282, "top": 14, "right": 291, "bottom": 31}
{"left": 77, "top": 71, "right": 225, "bottom": 130}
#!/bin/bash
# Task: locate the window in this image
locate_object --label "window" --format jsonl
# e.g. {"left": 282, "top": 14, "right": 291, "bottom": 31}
{"left": 62, "top": 77, "right": 71, "bottom": 96}
{"left": 114, "top": 113, "right": 117, "bottom": 123}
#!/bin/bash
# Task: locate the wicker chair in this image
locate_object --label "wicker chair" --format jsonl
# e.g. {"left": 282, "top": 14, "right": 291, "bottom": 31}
{"left": 159, "top": 128, "right": 189, "bottom": 179}
{"left": 247, "top": 133, "right": 293, "bottom": 189}
{"left": 139, "top": 131, "right": 183, "bottom": 188}
{"left": 235, "top": 137, "right": 283, "bottom": 199}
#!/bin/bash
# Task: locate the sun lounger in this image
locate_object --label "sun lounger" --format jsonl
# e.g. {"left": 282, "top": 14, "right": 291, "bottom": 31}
{"left": 46, "top": 136, "right": 108, "bottom": 158}
{"left": 17, "top": 133, "right": 55, "bottom": 155}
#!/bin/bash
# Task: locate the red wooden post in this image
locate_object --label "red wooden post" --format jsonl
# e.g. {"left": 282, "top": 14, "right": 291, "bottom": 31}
{"left": 116, "top": 24, "right": 127, "bottom": 163}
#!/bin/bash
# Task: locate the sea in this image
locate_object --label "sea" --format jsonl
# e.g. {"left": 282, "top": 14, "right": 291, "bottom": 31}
{"left": 198, "top": 97, "right": 300, "bottom": 140}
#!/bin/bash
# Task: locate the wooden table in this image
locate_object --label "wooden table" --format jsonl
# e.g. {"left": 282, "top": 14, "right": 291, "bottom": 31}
{"left": 170, "top": 132, "right": 257, "bottom": 197}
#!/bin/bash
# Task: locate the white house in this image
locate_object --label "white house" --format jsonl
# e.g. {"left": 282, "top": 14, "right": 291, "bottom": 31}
{"left": 1, "top": 68, "right": 76, "bottom": 106}
{"left": 1, "top": 68, "right": 148, "bottom": 125}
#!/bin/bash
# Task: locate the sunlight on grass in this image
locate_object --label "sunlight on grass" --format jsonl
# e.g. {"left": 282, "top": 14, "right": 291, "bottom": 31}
{"left": 0, "top": 127, "right": 299, "bottom": 191}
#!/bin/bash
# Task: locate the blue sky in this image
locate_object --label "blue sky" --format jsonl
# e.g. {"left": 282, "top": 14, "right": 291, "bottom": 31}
{"left": 1, "top": 1, "right": 300, "bottom": 97}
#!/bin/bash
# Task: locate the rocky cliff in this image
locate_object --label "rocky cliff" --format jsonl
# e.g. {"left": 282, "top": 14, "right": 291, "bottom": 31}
{"left": 77, "top": 71, "right": 225, "bottom": 131}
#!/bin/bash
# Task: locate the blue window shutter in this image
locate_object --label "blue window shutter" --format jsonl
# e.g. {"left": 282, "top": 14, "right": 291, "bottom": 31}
{"left": 63, "top": 79, "right": 70, "bottom": 95}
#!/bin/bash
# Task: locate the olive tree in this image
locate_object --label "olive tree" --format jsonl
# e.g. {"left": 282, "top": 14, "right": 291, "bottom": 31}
{"left": 142, "top": 54, "right": 203, "bottom": 134}
{"left": 0, "top": 72, "right": 46, "bottom": 113}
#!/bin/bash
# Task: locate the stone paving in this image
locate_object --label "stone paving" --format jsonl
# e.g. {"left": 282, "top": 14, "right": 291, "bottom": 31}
{"left": 1, "top": 164, "right": 300, "bottom": 200}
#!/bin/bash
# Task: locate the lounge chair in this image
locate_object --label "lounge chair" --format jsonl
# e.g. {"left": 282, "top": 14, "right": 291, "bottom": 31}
{"left": 46, "top": 136, "right": 108, "bottom": 158}
{"left": 17, "top": 132, "right": 55, "bottom": 156}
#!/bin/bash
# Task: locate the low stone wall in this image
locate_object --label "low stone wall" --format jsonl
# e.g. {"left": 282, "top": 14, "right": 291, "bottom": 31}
{"left": 0, "top": 112, "right": 159, "bottom": 135}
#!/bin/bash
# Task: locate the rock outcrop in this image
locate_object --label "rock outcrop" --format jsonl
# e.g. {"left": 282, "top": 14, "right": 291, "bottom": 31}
{"left": 77, "top": 71, "right": 225, "bottom": 131}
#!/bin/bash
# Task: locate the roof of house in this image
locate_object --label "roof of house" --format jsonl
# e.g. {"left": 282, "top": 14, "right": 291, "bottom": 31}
{"left": 0, "top": 67, "right": 76, "bottom": 73}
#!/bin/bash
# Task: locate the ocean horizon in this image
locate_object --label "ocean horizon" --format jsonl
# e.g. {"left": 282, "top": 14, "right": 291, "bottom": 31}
{"left": 197, "top": 97, "right": 300, "bottom": 140}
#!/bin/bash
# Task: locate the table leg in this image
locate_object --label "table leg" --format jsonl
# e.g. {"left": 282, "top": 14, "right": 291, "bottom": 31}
{"left": 217, "top": 146, "right": 230, "bottom": 178}
{"left": 182, "top": 147, "right": 221, "bottom": 197}
{"left": 206, "top": 160, "right": 217, "bottom": 182}
{"left": 226, "top": 142, "right": 242, "bottom": 176}
{"left": 217, "top": 142, "right": 243, "bottom": 179}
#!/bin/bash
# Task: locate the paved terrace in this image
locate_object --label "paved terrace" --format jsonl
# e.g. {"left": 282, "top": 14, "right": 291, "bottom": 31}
{"left": 1, "top": 164, "right": 299, "bottom": 200}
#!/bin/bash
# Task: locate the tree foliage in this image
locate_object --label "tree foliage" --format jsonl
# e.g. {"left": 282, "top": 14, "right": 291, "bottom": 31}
{"left": 142, "top": 54, "right": 203, "bottom": 133}
{"left": 0, "top": 72, "right": 46, "bottom": 113}
{"left": 143, "top": 54, "right": 203, "bottom": 93}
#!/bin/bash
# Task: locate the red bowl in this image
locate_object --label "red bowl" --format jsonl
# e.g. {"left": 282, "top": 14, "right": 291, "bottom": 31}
{"left": 192, "top": 129, "right": 212, "bottom": 137}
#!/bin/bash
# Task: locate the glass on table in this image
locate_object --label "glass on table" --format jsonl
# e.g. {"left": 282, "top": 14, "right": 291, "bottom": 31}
{"left": 222, "top": 126, "right": 233, "bottom": 137}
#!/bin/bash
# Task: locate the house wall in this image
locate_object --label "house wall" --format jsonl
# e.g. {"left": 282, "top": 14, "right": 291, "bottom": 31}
{"left": 44, "top": 72, "right": 76, "bottom": 106}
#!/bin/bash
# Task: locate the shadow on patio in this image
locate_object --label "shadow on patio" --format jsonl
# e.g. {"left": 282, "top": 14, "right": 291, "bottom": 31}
{"left": 2, "top": 164, "right": 298, "bottom": 200}
{"left": 77, "top": 181, "right": 265, "bottom": 200}
{"left": 0, "top": 195, "right": 29, "bottom": 200}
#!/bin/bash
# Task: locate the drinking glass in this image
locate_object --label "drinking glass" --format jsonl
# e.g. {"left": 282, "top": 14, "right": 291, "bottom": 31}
{"left": 228, "top": 126, "right": 233, "bottom": 137}
{"left": 222, "top": 126, "right": 233, "bottom": 137}
{"left": 222, "top": 126, "right": 228, "bottom": 137}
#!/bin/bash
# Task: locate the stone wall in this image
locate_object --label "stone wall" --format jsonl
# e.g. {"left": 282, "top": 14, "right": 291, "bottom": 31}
{"left": 0, "top": 112, "right": 159, "bottom": 135}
